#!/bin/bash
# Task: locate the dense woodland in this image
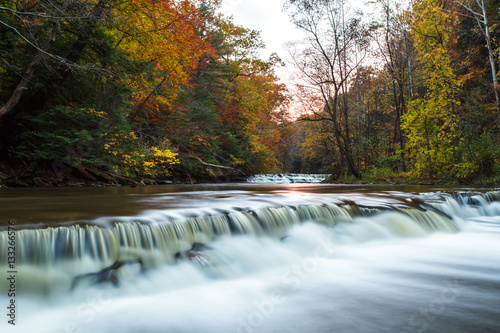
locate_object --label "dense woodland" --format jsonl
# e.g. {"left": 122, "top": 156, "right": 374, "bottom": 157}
{"left": 0, "top": 0, "right": 499, "bottom": 186}
{"left": 284, "top": 0, "right": 500, "bottom": 183}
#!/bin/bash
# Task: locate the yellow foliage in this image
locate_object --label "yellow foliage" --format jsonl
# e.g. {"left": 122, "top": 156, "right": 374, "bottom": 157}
{"left": 403, "top": 0, "right": 465, "bottom": 178}
{"left": 81, "top": 107, "right": 107, "bottom": 118}
{"left": 102, "top": 131, "right": 178, "bottom": 177}
{"left": 140, "top": 146, "right": 179, "bottom": 177}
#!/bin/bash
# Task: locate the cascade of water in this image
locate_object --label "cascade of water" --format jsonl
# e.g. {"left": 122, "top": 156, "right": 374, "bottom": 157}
{"left": 1, "top": 190, "right": 499, "bottom": 294}
{"left": 247, "top": 174, "right": 329, "bottom": 183}
{"left": 397, "top": 208, "right": 460, "bottom": 232}
{"left": 429, "top": 190, "right": 500, "bottom": 218}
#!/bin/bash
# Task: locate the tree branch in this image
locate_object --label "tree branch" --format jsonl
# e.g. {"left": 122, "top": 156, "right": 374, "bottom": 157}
{"left": 184, "top": 155, "right": 245, "bottom": 175}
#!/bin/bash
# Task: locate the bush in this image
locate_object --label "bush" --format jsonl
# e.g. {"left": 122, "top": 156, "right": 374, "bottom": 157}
{"left": 15, "top": 106, "right": 116, "bottom": 168}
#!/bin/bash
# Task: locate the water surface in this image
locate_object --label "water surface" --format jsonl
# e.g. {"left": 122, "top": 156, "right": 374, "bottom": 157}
{"left": 0, "top": 184, "right": 499, "bottom": 333}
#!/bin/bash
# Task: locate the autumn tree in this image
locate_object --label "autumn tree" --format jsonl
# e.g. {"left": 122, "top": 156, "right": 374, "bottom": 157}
{"left": 348, "top": 66, "right": 395, "bottom": 171}
{"left": 166, "top": 14, "right": 292, "bottom": 177}
{"left": 282, "top": 0, "right": 500, "bottom": 182}
{"left": 402, "top": 0, "right": 472, "bottom": 179}
{"left": 371, "top": 0, "right": 416, "bottom": 172}
{"left": 113, "top": 0, "right": 217, "bottom": 121}
{"left": 0, "top": 0, "right": 224, "bottom": 181}
{"left": 457, "top": 0, "right": 500, "bottom": 115}
{"left": 285, "top": 0, "right": 370, "bottom": 179}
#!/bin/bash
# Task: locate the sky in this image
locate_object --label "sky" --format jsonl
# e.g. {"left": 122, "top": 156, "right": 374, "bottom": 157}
{"left": 219, "top": 0, "right": 300, "bottom": 85}
{"left": 219, "top": 0, "right": 376, "bottom": 87}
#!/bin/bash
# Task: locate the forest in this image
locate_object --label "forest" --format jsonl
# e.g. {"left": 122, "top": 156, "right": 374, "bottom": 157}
{"left": 0, "top": 0, "right": 499, "bottom": 186}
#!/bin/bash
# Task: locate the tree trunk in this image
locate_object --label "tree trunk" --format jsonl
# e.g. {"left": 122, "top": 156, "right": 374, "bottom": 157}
{"left": 342, "top": 145, "right": 362, "bottom": 179}
{"left": 0, "top": 22, "right": 59, "bottom": 119}
{"left": 480, "top": 2, "right": 500, "bottom": 117}
{"left": 333, "top": 133, "right": 361, "bottom": 179}
{"left": 460, "top": 0, "right": 500, "bottom": 116}
{"left": 0, "top": 0, "right": 107, "bottom": 119}
{"left": 0, "top": 53, "right": 42, "bottom": 119}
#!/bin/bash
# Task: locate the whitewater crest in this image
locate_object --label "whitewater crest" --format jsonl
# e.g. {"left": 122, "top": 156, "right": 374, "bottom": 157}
{"left": 246, "top": 174, "right": 329, "bottom": 183}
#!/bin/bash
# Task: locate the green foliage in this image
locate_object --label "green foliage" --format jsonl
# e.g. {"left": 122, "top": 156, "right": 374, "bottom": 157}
{"left": 15, "top": 106, "right": 119, "bottom": 168}
{"left": 465, "top": 130, "right": 500, "bottom": 178}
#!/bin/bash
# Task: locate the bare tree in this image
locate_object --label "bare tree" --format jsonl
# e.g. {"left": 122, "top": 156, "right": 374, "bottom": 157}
{"left": 284, "top": 0, "right": 369, "bottom": 178}
{"left": 372, "top": 0, "right": 416, "bottom": 171}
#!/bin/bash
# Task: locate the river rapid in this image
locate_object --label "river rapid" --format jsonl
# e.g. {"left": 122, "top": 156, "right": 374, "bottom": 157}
{"left": 0, "top": 183, "right": 499, "bottom": 333}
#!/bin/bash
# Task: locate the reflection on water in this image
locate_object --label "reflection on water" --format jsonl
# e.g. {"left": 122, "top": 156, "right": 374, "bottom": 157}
{"left": 0, "top": 184, "right": 495, "bottom": 225}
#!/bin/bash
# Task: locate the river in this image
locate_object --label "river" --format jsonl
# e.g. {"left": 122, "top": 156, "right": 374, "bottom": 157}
{"left": 1, "top": 182, "right": 499, "bottom": 332}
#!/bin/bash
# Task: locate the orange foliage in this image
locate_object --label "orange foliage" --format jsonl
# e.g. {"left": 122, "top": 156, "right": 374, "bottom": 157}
{"left": 112, "top": 0, "right": 218, "bottom": 116}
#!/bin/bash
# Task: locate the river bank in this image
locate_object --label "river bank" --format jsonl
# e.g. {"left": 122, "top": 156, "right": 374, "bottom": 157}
{"left": 0, "top": 162, "right": 248, "bottom": 188}
{"left": 1, "top": 161, "right": 499, "bottom": 188}
{"left": 324, "top": 170, "right": 500, "bottom": 187}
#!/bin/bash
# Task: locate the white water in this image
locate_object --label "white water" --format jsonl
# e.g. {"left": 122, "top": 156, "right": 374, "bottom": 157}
{"left": 247, "top": 174, "right": 329, "bottom": 183}
{"left": 1, "top": 188, "right": 500, "bottom": 332}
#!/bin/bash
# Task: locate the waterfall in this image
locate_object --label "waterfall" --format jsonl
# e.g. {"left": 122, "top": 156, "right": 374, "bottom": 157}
{"left": 2, "top": 190, "right": 498, "bottom": 295}
{"left": 247, "top": 174, "right": 329, "bottom": 183}
{"left": 2, "top": 188, "right": 500, "bottom": 333}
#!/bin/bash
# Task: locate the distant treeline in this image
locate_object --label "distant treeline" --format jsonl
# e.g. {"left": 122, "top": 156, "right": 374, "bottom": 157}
{"left": 281, "top": 0, "right": 500, "bottom": 184}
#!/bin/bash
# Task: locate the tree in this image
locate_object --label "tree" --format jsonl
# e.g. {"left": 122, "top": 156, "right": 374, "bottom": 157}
{"left": 0, "top": 0, "right": 293, "bottom": 182}
{"left": 0, "top": 0, "right": 111, "bottom": 119}
{"left": 113, "top": 0, "right": 217, "bottom": 120}
{"left": 281, "top": 0, "right": 500, "bottom": 182}
{"left": 457, "top": 0, "right": 500, "bottom": 116}
{"left": 371, "top": 0, "right": 416, "bottom": 172}
{"left": 402, "top": 0, "right": 472, "bottom": 178}
{"left": 284, "top": 0, "right": 370, "bottom": 179}
{"left": 167, "top": 14, "right": 292, "bottom": 176}
{"left": 0, "top": 0, "right": 215, "bottom": 180}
